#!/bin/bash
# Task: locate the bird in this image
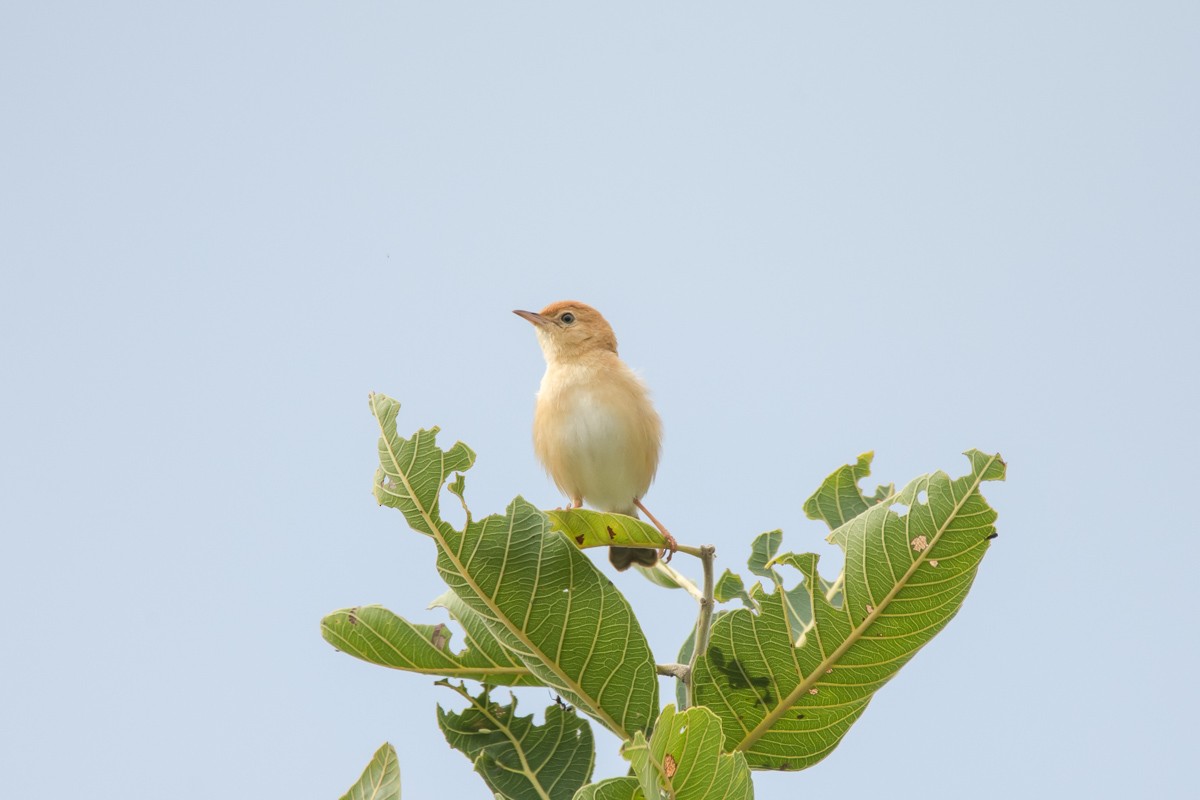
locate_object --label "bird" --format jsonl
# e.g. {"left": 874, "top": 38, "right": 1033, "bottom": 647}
{"left": 514, "top": 301, "right": 676, "bottom": 570}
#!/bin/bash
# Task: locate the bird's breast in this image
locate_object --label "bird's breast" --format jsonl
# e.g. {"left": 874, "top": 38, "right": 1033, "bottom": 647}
{"left": 533, "top": 361, "right": 661, "bottom": 512}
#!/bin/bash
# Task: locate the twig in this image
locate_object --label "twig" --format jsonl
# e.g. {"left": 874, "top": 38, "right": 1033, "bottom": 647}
{"left": 656, "top": 663, "right": 691, "bottom": 681}
{"left": 685, "top": 545, "right": 716, "bottom": 708}
{"left": 671, "top": 543, "right": 707, "bottom": 559}
{"left": 614, "top": 542, "right": 706, "bottom": 559}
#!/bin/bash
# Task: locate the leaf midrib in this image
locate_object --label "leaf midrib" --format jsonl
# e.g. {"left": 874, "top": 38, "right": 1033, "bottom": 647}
{"left": 322, "top": 622, "right": 532, "bottom": 678}
{"left": 455, "top": 688, "right": 553, "bottom": 800}
{"left": 734, "top": 455, "right": 998, "bottom": 753}
{"left": 371, "top": 395, "right": 630, "bottom": 740}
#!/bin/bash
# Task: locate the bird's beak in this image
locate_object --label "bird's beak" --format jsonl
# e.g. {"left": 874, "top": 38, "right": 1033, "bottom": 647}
{"left": 513, "top": 309, "right": 552, "bottom": 327}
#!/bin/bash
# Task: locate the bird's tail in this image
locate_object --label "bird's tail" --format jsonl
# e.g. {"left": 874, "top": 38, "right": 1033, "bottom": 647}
{"left": 608, "top": 505, "right": 659, "bottom": 570}
{"left": 609, "top": 546, "right": 658, "bottom": 570}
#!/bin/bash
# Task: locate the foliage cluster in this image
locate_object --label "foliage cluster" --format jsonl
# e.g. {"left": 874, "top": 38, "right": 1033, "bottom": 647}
{"left": 332, "top": 394, "right": 1004, "bottom": 799}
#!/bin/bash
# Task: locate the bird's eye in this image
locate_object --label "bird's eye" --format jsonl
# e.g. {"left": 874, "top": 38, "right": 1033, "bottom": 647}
{"left": 560, "top": 313, "right": 575, "bottom": 324}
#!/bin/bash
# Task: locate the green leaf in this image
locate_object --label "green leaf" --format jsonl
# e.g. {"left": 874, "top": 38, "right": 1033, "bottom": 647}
{"left": 632, "top": 563, "right": 689, "bottom": 590}
{"left": 713, "top": 570, "right": 753, "bottom": 608}
{"left": 546, "top": 508, "right": 667, "bottom": 554}
{"left": 744, "top": 536, "right": 831, "bottom": 640}
{"left": 801, "top": 451, "right": 893, "bottom": 531}
{"left": 745, "top": 531, "right": 781, "bottom": 581}
{"left": 746, "top": 530, "right": 840, "bottom": 623}
{"left": 545, "top": 509, "right": 687, "bottom": 593}
{"left": 320, "top": 592, "right": 537, "bottom": 686}
{"left": 340, "top": 742, "right": 400, "bottom": 800}
{"left": 693, "top": 451, "right": 1005, "bottom": 770}
{"left": 438, "top": 682, "right": 594, "bottom": 800}
{"left": 371, "top": 394, "right": 658, "bottom": 740}
{"left": 623, "top": 705, "right": 753, "bottom": 800}
{"left": 435, "top": 499, "right": 659, "bottom": 738}
{"left": 370, "top": 393, "right": 475, "bottom": 536}
{"left": 430, "top": 590, "right": 541, "bottom": 683}
{"left": 572, "top": 778, "right": 644, "bottom": 800}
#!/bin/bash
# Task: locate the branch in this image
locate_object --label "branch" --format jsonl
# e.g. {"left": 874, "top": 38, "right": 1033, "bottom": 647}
{"left": 686, "top": 545, "right": 716, "bottom": 708}
{"left": 671, "top": 543, "right": 708, "bottom": 559}
{"left": 656, "top": 663, "right": 691, "bottom": 681}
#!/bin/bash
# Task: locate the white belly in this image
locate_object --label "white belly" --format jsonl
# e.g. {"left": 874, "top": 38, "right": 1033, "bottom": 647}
{"left": 533, "top": 364, "right": 659, "bottom": 514}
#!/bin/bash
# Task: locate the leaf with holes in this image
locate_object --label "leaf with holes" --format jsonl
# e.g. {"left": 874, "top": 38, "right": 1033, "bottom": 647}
{"left": 370, "top": 394, "right": 658, "bottom": 740}
{"left": 340, "top": 742, "right": 400, "bottom": 800}
{"left": 623, "top": 705, "right": 753, "bottom": 800}
{"left": 745, "top": 531, "right": 836, "bottom": 639}
{"left": 370, "top": 393, "right": 475, "bottom": 536}
{"left": 438, "top": 682, "right": 594, "bottom": 800}
{"left": 713, "top": 569, "right": 753, "bottom": 608}
{"left": 320, "top": 591, "right": 537, "bottom": 686}
{"left": 693, "top": 450, "right": 1004, "bottom": 770}
{"left": 746, "top": 530, "right": 782, "bottom": 581}
{"left": 802, "top": 451, "right": 893, "bottom": 531}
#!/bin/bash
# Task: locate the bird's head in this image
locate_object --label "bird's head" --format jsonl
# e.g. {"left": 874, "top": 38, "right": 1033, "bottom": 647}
{"left": 513, "top": 301, "right": 618, "bottom": 362}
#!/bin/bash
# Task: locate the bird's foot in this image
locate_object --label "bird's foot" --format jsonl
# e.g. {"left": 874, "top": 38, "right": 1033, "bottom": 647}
{"left": 634, "top": 498, "right": 678, "bottom": 563}
{"left": 659, "top": 530, "right": 679, "bottom": 564}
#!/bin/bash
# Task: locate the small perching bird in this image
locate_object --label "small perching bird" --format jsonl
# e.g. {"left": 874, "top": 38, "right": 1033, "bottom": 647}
{"left": 514, "top": 301, "right": 676, "bottom": 570}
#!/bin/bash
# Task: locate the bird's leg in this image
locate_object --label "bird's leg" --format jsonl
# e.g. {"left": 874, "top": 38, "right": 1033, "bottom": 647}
{"left": 555, "top": 497, "right": 584, "bottom": 511}
{"left": 634, "top": 498, "right": 678, "bottom": 562}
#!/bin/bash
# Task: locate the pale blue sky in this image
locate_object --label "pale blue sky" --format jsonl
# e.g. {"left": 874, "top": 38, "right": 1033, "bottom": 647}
{"left": 2, "top": 3, "right": 1197, "bottom": 798}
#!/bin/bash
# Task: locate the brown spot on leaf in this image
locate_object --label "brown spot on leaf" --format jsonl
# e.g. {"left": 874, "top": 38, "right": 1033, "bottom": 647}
{"left": 430, "top": 623, "right": 448, "bottom": 650}
{"left": 606, "top": 526, "right": 617, "bottom": 540}
{"left": 575, "top": 535, "right": 585, "bottom": 545}
{"left": 663, "top": 753, "right": 677, "bottom": 778}
{"left": 348, "top": 608, "right": 359, "bottom": 626}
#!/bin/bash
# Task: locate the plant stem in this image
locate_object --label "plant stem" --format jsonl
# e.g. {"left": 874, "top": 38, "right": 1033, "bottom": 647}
{"left": 656, "top": 663, "right": 691, "bottom": 681}
{"left": 671, "top": 543, "right": 706, "bottom": 559}
{"left": 616, "top": 542, "right": 705, "bottom": 558}
{"left": 685, "top": 545, "right": 716, "bottom": 708}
